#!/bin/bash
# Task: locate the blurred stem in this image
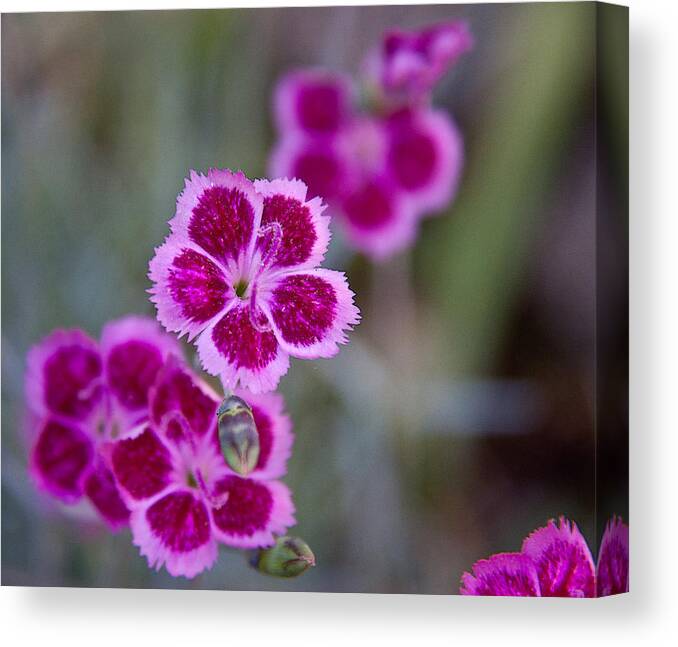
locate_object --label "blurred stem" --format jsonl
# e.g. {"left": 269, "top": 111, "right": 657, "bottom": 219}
{"left": 370, "top": 251, "right": 417, "bottom": 370}
{"left": 426, "top": 3, "right": 595, "bottom": 376}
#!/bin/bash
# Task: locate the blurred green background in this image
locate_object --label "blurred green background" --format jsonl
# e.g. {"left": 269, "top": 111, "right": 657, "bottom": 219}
{"left": 1, "top": 2, "right": 628, "bottom": 593}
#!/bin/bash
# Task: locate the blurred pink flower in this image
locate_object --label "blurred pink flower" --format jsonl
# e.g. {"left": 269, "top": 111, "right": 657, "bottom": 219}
{"left": 109, "top": 358, "right": 295, "bottom": 578}
{"left": 367, "top": 21, "right": 473, "bottom": 104}
{"left": 460, "top": 516, "right": 629, "bottom": 597}
{"left": 269, "top": 22, "right": 469, "bottom": 260}
{"left": 149, "top": 169, "right": 360, "bottom": 394}
{"left": 25, "top": 316, "right": 180, "bottom": 528}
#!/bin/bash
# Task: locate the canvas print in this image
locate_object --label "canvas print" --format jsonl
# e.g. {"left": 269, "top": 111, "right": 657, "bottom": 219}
{"left": 1, "top": 2, "right": 629, "bottom": 596}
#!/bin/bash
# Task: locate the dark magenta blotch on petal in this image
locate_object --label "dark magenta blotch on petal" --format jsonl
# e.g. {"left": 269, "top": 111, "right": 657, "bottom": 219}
{"left": 84, "top": 462, "right": 130, "bottom": 527}
{"left": 33, "top": 419, "right": 94, "bottom": 500}
{"left": 293, "top": 147, "right": 343, "bottom": 201}
{"left": 388, "top": 124, "right": 437, "bottom": 191}
{"left": 342, "top": 179, "right": 397, "bottom": 231}
{"left": 112, "top": 428, "right": 173, "bottom": 500}
{"left": 168, "top": 249, "right": 228, "bottom": 324}
{"left": 270, "top": 274, "right": 337, "bottom": 347}
{"left": 188, "top": 185, "right": 254, "bottom": 264}
{"left": 211, "top": 475, "right": 273, "bottom": 538}
{"left": 212, "top": 305, "right": 279, "bottom": 371}
{"left": 261, "top": 195, "right": 317, "bottom": 268}
{"left": 151, "top": 361, "right": 217, "bottom": 439}
{"left": 296, "top": 82, "right": 344, "bottom": 133}
{"left": 146, "top": 490, "right": 211, "bottom": 552}
{"left": 107, "top": 340, "right": 164, "bottom": 411}
{"left": 43, "top": 345, "right": 103, "bottom": 420}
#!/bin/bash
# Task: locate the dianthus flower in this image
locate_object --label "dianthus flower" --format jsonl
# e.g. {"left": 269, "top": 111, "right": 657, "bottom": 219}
{"left": 460, "top": 516, "right": 629, "bottom": 597}
{"left": 269, "top": 22, "right": 469, "bottom": 260}
{"left": 595, "top": 516, "right": 629, "bottom": 596}
{"left": 109, "top": 357, "right": 295, "bottom": 578}
{"left": 25, "top": 316, "right": 179, "bottom": 528}
{"left": 149, "top": 170, "right": 360, "bottom": 394}
{"left": 366, "top": 21, "right": 474, "bottom": 103}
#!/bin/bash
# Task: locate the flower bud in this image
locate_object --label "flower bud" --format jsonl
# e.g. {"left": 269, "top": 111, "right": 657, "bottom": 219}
{"left": 217, "top": 395, "right": 260, "bottom": 475}
{"left": 251, "top": 536, "right": 316, "bottom": 578}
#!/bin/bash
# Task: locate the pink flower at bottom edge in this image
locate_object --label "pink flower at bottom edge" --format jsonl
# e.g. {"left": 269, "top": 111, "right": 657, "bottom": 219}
{"left": 460, "top": 552, "right": 542, "bottom": 596}
{"left": 521, "top": 517, "right": 595, "bottom": 597}
{"left": 596, "top": 515, "right": 629, "bottom": 597}
{"left": 460, "top": 516, "right": 628, "bottom": 597}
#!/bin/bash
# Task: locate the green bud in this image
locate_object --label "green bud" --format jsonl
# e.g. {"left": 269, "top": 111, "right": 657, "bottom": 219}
{"left": 217, "top": 395, "right": 260, "bottom": 475}
{"left": 251, "top": 536, "right": 316, "bottom": 578}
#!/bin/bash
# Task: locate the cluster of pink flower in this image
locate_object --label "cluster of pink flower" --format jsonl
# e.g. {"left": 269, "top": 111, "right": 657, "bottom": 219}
{"left": 23, "top": 19, "right": 629, "bottom": 596}
{"left": 460, "top": 516, "right": 629, "bottom": 597}
{"left": 270, "top": 21, "right": 472, "bottom": 260}
{"left": 26, "top": 170, "right": 359, "bottom": 578}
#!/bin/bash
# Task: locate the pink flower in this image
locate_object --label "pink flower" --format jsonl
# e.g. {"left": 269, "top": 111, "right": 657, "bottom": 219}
{"left": 149, "top": 170, "right": 360, "bottom": 394}
{"left": 25, "top": 316, "right": 180, "bottom": 528}
{"left": 269, "top": 22, "right": 468, "bottom": 260}
{"left": 367, "top": 21, "right": 473, "bottom": 103}
{"left": 460, "top": 516, "right": 629, "bottom": 597}
{"left": 596, "top": 515, "right": 629, "bottom": 596}
{"left": 109, "top": 358, "right": 295, "bottom": 578}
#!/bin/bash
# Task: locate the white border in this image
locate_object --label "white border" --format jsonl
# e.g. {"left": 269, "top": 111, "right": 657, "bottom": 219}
{"left": 2, "top": 0, "right": 678, "bottom": 644}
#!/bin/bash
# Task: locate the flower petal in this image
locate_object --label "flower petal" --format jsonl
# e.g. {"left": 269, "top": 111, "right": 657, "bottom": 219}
{"left": 262, "top": 269, "right": 360, "bottom": 359}
{"left": 131, "top": 489, "right": 217, "bottom": 578}
{"left": 386, "top": 108, "right": 463, "bottom": 214}
{"left": 196, "top": 302, "right": 290, "bottom": 394}
{"left": 269, "top": 134, "right": 347, "bottom": 203}
{"left": 374, "top": 21, "right": 473, "bottom": 100}
{"left": 169, "top": 169, "right": 262, "bottom": 271}
{"left": 30, "top": 418, "right": 94, "bottom": 502}
{"left": 25, "top": 329, "right": 103, "bottom": 423}
{"left": 211, "top": 476, "right": 295, "bottom": 549}
{"left": 253, "top": 177, "right": 331, "bottom": 270}
{"left": 149, "top": 237, "right": 232, "bottom": 341}
{"left": 596, "top": 516, "right": 629, "bottom": 596}
{"left": 111, "top": 427, "right": 174, "bottom": 502}
{"left": 340, "top": 176, "right": 417, "bottom": 259}
{"left": 233, "top": 389, "right": 293, "bottom": 479}
{"left": 101, "top": 315, "right": 180, "bottom": 421}
{"left": 83, "top": 460, "right": 130, "bottom": 529}
{"left": 274, "top": 69, "right": 354, "bottom": 136}
{"left": 521, "top": 517, "right": 595, "bottom": 597}
{"left": 460, "top": 553, "right": 541, "bottom": 596}
{"left": 149, "top": 357, "right": 219, "bottom": 442}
